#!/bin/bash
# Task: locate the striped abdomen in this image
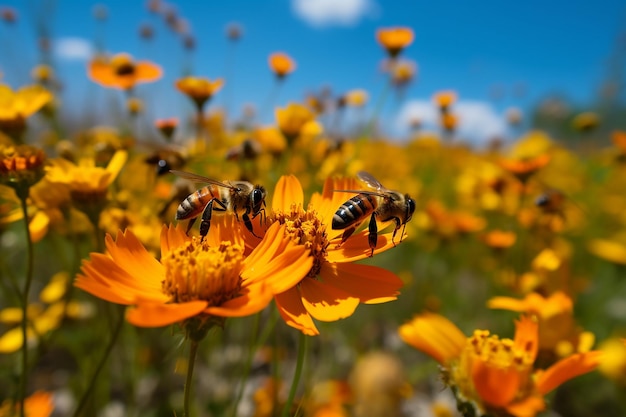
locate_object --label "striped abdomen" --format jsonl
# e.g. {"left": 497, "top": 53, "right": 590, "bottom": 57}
{"left": 175, "top": 185, "right": 225, "bottom": 220}
{"left": 332, "top": 194, "right": 377, "bottom": 230}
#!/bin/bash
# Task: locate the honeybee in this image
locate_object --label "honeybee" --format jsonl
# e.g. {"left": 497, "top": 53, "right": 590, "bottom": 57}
{"left": 332, "top": 171, "right": 416, "bottom": 256}
{"left": 170, "top": 170, "right": 267, "bottom": 239}
{"left": 535, "top": 189, "right": 566, "bottom": 216}
{"left": 144, "top": 147, "right": 187, "bottom": 176}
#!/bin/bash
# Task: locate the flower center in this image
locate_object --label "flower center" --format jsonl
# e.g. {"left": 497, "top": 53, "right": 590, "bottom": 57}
{"left": 270, "top": 203, "right": 328, "bottom": 279}
{"left": 161, "top": 239, "right": 244, "bottom": 305}
{"left": 468, "top": 330, "right": 534, "bottom": 369}
{"left": 111, "top": 55, "right": 136, "bottom": 76}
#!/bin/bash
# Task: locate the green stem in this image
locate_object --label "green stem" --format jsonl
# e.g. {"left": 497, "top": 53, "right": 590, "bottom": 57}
{"left": 72, "top": 305, "right": 125, "bottom": 417}
{"left": 231, "top": 313, "right": 260, "bottom": 417}
{"left": 18, "top": 195, "right": 34, "bottom": 417}
{"left": 183, "top": 339, "right": 200, "bottom": 417}
{"left": 281, "top": 332, "right": 307, "bottom": 417}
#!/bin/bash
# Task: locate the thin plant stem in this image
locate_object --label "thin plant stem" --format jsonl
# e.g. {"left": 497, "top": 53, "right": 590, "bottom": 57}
{"left": 281, "top": 331, "right": 307, "bottom": 417}
{"left": 18, "top": 195, "right": 34, "bottom": 417}
{"left": 183, "top": 339, "right": 200, "bottom": 417}
{"left": 72, "top": 305, "right": 125, "bottom": 417}
{"left": 362, "top": 77, "right": 392, "bottom": 140}
{"left": 230, "top": 313, "right": 260, "bottom": 417}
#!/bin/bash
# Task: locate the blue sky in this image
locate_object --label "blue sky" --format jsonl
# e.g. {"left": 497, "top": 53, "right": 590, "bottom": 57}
{"left": 0, "top": 0, "right": 624, "bottom": 142}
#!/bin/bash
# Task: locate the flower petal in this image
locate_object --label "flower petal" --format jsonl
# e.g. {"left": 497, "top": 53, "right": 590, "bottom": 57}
{"left": 326, "top": 230, "right": 400, "bottom": 262}
{"left": 272, "top": 175, "right": 304, "bottom": 212}
{"left": 399, "top": 312, "right": 465, "bottom": 364}
{"left": 204, "top": 290, "right": 273, "bottom": 317}
{"left": 472, "top": 360, "right": 521, "bottom": 407}
{"left": 126, "top": 301, "right": 208, "bottom": 327}
{"left": 275, "top": 287, "right": 319, "bottom": 336}
{"left": 299, "top": 278, "right": 360, "bottom": 322}
{"left": 320, "top": 262, "right": 402, "bottom": 304}
{"left": 160, "top": 223, "right": 189, "bottom": 255}
{"left": 535, "top": 350, "right": 603, "bottom": 395}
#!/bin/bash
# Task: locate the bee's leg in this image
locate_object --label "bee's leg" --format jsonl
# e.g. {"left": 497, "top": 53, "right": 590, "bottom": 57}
{"left": 246, "top": 208, "right": 266, "bottom": 238}
{"left": 199, "top": 198, "right": 228, "bottom": 240}
{"left": 368, "top": 213, "right": 378, "bottom": 257}
{"left": 337, "top": 227, "right": 356, "bottom": 247}
{"left": 199, "top": 200, "right": 216, "bottom": 240}
{"left": 391, "top": 218, "right": 402, "bottom": 245}
{"left": 185, "top": 217, "right": 197, "bottom": 236}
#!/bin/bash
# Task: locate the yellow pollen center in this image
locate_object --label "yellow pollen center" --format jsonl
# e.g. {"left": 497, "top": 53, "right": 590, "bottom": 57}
{"left": 161, "top": 239, "right": 244, "bottom": 305}
{"left": 469, "top": 330, "right": 534, "bottom": 370}
{"left": 271, "top": 204, "right": 328, "bottom": 279}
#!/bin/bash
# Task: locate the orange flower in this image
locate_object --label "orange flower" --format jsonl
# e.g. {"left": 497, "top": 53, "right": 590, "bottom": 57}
{"left": 432, "top": 90, "right": 457, "bottom": 111}
{"left": 400, "top": 313, "right": 602, "bottom": 417}
{"left": 75, "top": 217, "right": 312, "bottom": 330}
{"left": 88, "top": 53, "right": 162, "bottom": 90}
{"left": 482, "top": 229, "right": 516, "bottom": 249}
{"left": 499, "top": 154, "right": 550, "bottom": 184}
{"left": 488, "top": 292, "right": 595, "bottom": 358}
{"left": 175, "top": 76, "right": 224, "bottom": 110}
{"left": 154, "top": 117, "right": 178, "bottom": 141}
{"left": 0, "top": 390, "right": 54, "bottom": 417}
{"left": 255, "top": 175, "right": 404, "bottom": 336}
{"left": 268, "top": 52, "right": 296, "bottom": 79}
{"left": 0, "top": 144, "right": 46, "bottom": 194}
{"left": 376, "top": 27, "right": 414, "bottom": 58}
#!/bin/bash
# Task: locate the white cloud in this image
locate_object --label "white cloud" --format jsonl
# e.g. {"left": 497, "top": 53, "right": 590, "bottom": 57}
{"left": 395, "top": 99, "right": 508, "bottom": 146}
{"left": 292, "top": 0, "right": 375, "bottom": 27}
{"left": 54, "top": 37, "right": 93, "bottom": 61}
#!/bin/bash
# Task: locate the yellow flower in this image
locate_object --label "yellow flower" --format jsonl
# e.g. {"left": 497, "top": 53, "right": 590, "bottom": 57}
{"left": 175, "top": 76, "right": 224, "bottom": 110}
{"left": 255, "top": 175, "right": 404, "bottom": 336}
{"left": 588, "top": 238, "right": 626, "bottom": 265}
{"left": 571, "top": 112, "right": 599, "bottom": 132}
{"left": 46, "top": 150, "right": 127, "bottom": 204}
{"left": 598, "top": 338, "right": 626, "bottom": 385}
{"left": 400, "top": 313, "right": 602, "bottom": 417}
{"left": 343, "top": 89, "right": 369, "bottom": 107}
{"left": 275, "top": 103, "right": 321, "bottom": 144}
{"left": 268, "top": 52, "right": 296, "bottom": 79}
{"left": 376, "top": 27, "right": 414, "bottom": 58}
{"left": 0, "top": 84, "right": 52, "bottom": 138}
{"left": 88, "top": 53, "right": 162, "bottom": 90}
{"left": 75, "top": 217, "right": 312, "bottom": 331}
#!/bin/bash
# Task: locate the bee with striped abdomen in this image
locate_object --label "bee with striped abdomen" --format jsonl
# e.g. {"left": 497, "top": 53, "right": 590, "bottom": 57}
{"left": 170, "top": 170, "right": 266, "bottom": 240}
{"left": 332, "top": 171, "right": 416, "bottom": 256}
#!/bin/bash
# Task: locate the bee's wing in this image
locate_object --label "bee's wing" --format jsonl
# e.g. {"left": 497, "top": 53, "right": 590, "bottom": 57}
{"left": 357, "top": 171, "right": 387, "bottom": 191}
{"left": 169, "top": 170, "right": 236, "bottom": 189}
{"left": 333, "top": 189, "right": 388, "bottom": 198}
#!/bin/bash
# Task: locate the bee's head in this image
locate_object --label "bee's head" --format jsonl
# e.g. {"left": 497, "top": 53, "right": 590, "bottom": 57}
{"left": 252, "top": 185, "right": 267, "bottom": 214}
{"left": 404, "top": 194, "right": 416, "bottom": 223}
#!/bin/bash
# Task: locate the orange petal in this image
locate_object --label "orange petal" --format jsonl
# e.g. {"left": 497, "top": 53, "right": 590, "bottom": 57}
{"left": 204, "top": 290, "right": 273, "bottom": 317}
{"left": 326, "top": 231, "right": 400, "bottom": 262}
{"left": 272, "top": 175, "right": 304, "bottom": 212}
{"left": 24, "top": 390, "right": 55, "bottom": 417}
{"left": 275, "top": 287, "right": 319, "bottom": 336}
{"left": 135, "top": 61, "right": 163, "bottom": 83}
{"left": 160, "top": 223, "right": 189, "bottom": 255}
{"left": 105, "top": 230, "right": 164, "bottom": 293}
{"left": 126, "top": 301, "right": 208, "bottom": 327}
{"left": 505, "top": 396, "right": 545, "bottom": 417}
{"left": 320, "top": 262, "right": 402, "bottom": 304}
{"left": 398, "top": 312, "right": 465, "bottom": 364}
{"left": 299, "top": 278, "right": 360, "bottom": 322}
{"left": 244, "top": 239, "right": 311, "bottom": 292}
{"left": 244, "top": 222, "right": 290, "bottom": 268}
{"left": 472, "top": 360, "right": 521, "bottom": 407}
{"left": 535, "top": 350, "right": 602, "bottom": 395}
{"left": 514, "top": 316, "right": 539, "bottom": 361}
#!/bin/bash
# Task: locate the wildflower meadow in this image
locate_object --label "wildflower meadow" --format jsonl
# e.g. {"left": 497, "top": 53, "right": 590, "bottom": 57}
{"left": 0, "top": 1, "right": 625, "bottom": 416}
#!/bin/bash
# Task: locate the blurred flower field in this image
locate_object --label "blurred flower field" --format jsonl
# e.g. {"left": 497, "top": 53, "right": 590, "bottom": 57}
{"left": 1, "top": 2, "right": 626, "bottom": 417}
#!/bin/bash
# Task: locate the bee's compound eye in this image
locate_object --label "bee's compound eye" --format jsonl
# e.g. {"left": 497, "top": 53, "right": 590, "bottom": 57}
{"left": 406, "top": 197, "right": 416, "bottom": 219}
{"left": 156, "top": 159, "right": 170, "bottom": 175}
